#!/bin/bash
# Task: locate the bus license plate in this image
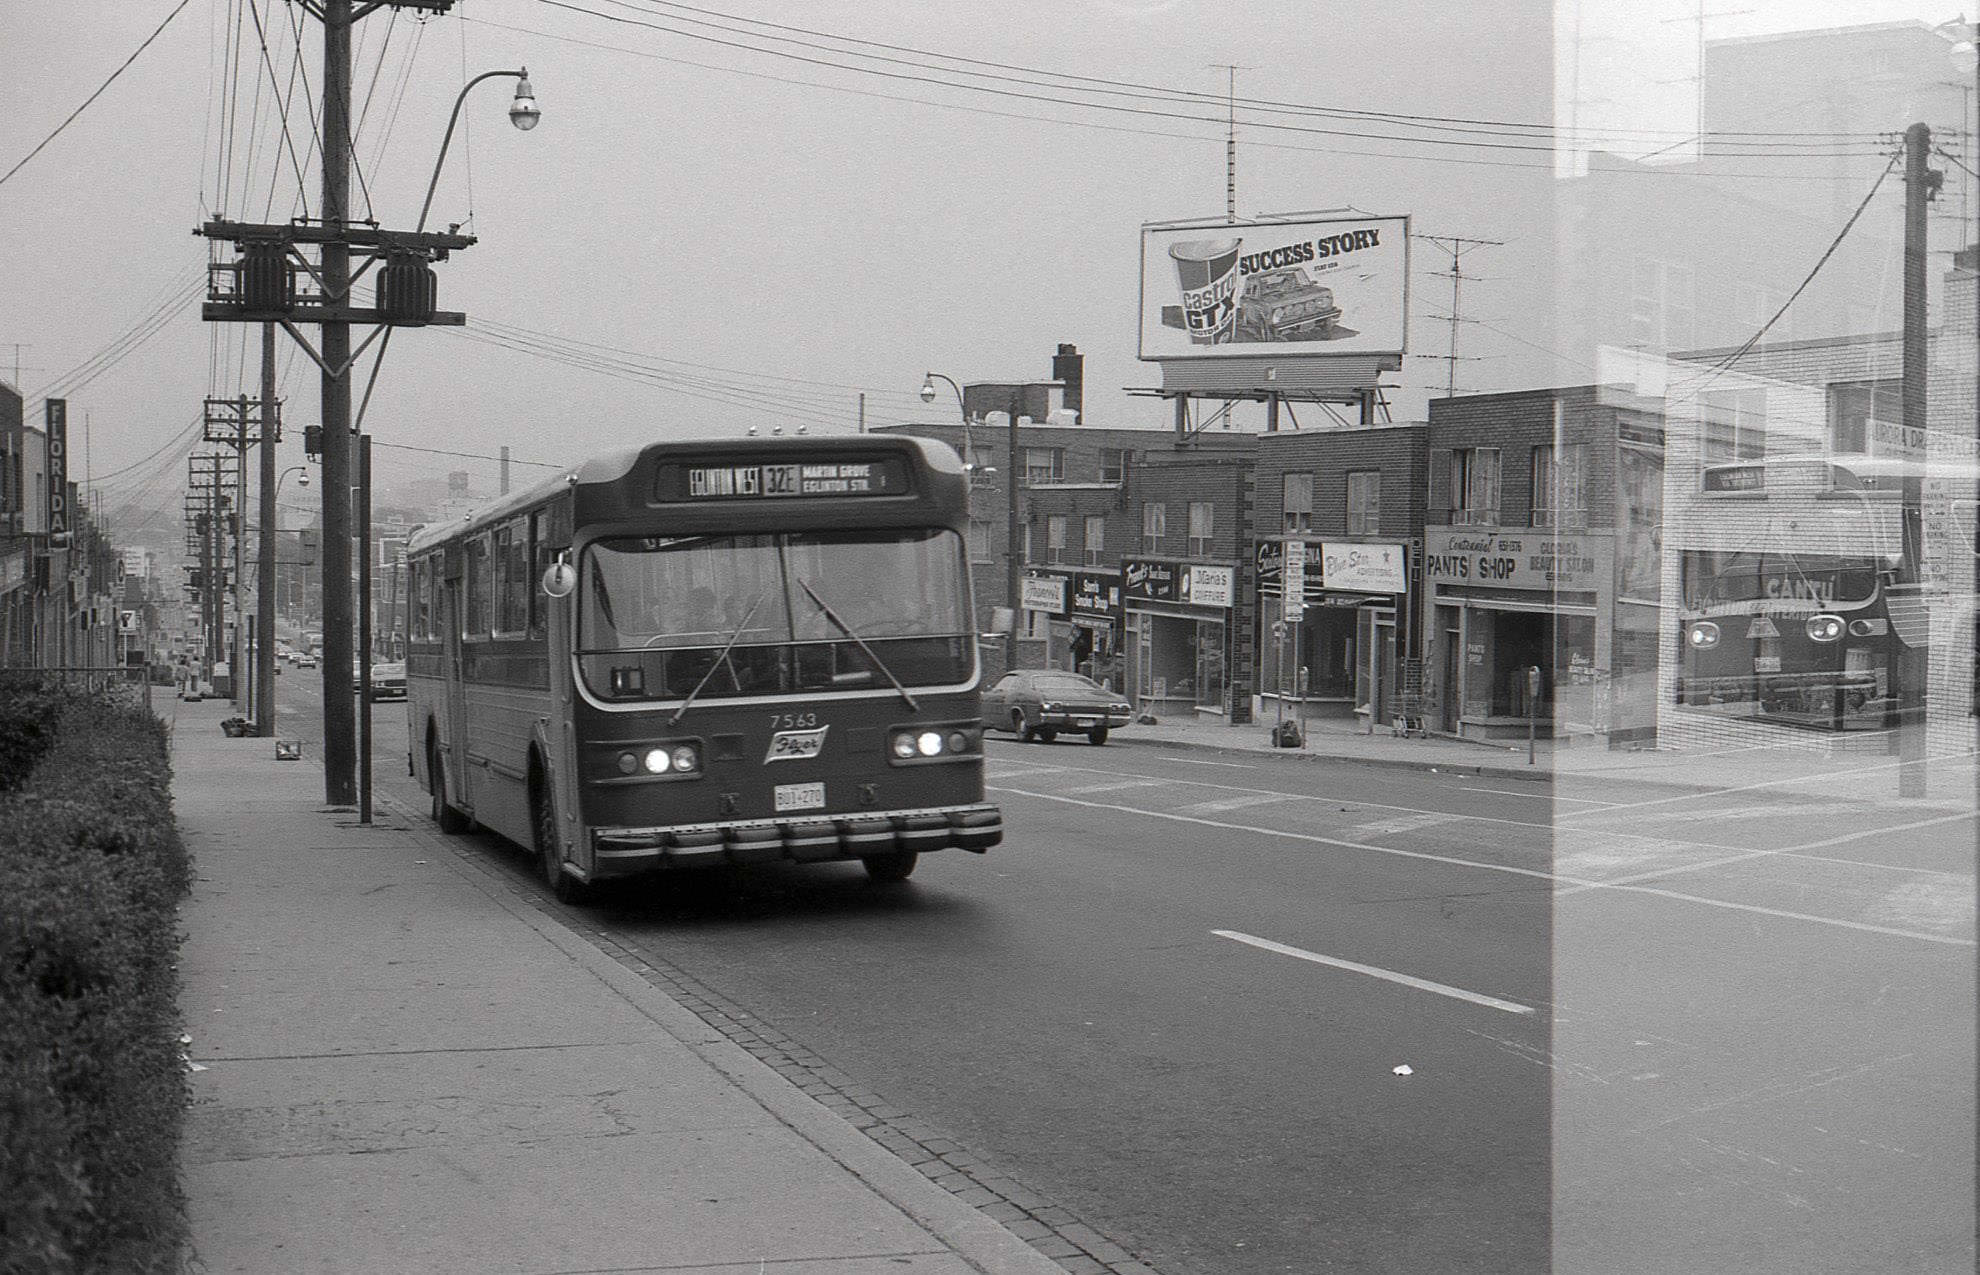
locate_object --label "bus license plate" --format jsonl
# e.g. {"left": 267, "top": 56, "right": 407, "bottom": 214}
{"left": 775, "top": 781, "right": 825, "bottom": 813}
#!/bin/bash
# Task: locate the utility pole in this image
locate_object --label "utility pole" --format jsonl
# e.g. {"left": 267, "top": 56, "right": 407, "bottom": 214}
{"left": 1418, "top": 234, "right": 1502, "bottom": 398}
{"left": 194, "top": 0, "right": 487, "bottom": 802}
{"left": 500, "top": 444, "right": 511, "bottom": 495}
{"left": 358, "top": 432, "right": 374, "bottom": 824}
{"left": 257, "top": 323, "right": 279, "bottom": 736}
{"left": 318, "top": 0, "right": 357, "bottom": 805}
{"left": 1897, "top": 121, "right": 1936, "bottom": 799}
{"left": 233, "top": 396, "right": 249, "bottom": 710}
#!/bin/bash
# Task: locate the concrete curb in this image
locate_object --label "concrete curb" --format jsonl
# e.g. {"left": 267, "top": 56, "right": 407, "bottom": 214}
{"left": 1105, "top": 730, "right": 1564, "bottom": 787}
{"left": 1099, "top": 728, "right": 1979, "bottom": 805}
{"left": 374, "top": 791, "right": 1065, "bottom": 1275}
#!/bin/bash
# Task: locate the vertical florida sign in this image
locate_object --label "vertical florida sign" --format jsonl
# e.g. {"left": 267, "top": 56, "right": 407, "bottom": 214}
{"left": 45, "top": 399, "right": 68, "bottom": 541}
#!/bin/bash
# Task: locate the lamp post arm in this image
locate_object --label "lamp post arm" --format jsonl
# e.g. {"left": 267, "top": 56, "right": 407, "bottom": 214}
{"left": 923, "top": 370, "right": 973, "bottom": 472}
{"left": 417, "top": 69, "right": 526, "bottom": 233}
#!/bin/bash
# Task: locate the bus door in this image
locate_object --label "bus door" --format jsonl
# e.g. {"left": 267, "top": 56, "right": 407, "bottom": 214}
{"left": 441, "top": 545, "right": 471, "bottom": 816}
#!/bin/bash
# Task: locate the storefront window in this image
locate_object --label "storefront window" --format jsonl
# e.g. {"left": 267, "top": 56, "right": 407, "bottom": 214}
{"left": 1195, "top": 619, "right": 1225, "bottom": 709}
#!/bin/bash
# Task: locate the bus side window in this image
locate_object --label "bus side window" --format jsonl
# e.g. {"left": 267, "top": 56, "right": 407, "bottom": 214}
{"left": 529, "top": 511, "right": 548, "bottom": 638}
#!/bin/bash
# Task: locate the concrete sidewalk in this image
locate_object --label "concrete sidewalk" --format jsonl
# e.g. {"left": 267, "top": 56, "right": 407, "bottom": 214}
{"left": 1096, "top": 701, "right": 1980, "bottom": 807}
{"left": 170, "top": 696, "right": 1064, "bottom": 1275}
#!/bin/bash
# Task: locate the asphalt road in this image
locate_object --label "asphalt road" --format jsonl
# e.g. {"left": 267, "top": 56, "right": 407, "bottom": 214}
{"left": 265, "top": 670, "right": 1976, "bottom": 1274}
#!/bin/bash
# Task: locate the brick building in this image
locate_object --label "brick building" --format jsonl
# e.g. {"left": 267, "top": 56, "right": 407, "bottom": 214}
{"left": 1422, "top": 386, "right": 1667, "bottom": 743}
{"left": 1251, "top": 424, "right": 1427, "bottom": 726}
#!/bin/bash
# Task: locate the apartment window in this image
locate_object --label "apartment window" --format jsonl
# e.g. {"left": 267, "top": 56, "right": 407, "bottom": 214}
{"left": 1187, "top": 501, "right": 1214, "bottom": 557}
{"left": 1531, "top": 445, "right": 1588, "bottom": 529}
{"left": 1450, "top": 448, "right": 1501, "bottom": 526}
{"left": 969, "top": 517, "right": 995, "bottom": 564}
{"left": 1142, "top": 501, "right": 1166, "bottom": 552}
{"left": 1702, "top": 388, "right": 1768, "bottom": 466}
{"left": 1026, "top": 447, "right": 1064, "bottom": 485}
{"left": 1282, "top": 472, "right": 1313, "bottom": 534}
{"left": 1629, "top": 256, "right": 1696, "bottom": 351}
{"left": 1100, "top": 448, "right": 1129, "bottom": 485}
{"left": 1084, "top": 515, "right": 1106, "bottom": 565}
{"left": 1346, "top": 470, "right": 1381, "bottom": 536}
{"left": 1047, "top": 515, "right": 1068, "bottom": 564}
{"left": 1828, "top": 380, "right": 1900, "bottom": 456}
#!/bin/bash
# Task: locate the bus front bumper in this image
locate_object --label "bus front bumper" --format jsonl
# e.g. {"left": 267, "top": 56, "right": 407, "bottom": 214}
{"left": 590, "top": 803, "right": 1002, "bottom": 875}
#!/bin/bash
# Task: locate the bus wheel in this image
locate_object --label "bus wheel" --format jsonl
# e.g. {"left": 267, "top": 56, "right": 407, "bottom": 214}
{"left": 1088, "top": 727, "right": 1109, "bottom": 745}
{"left": 533, "top": 779, "right": 592, "bottom": 905}
{"left": 863, "top": 851, "right": 918, "bottom": 883}
{"left": 430, "top": 741, "right": 468, "bottom": 834}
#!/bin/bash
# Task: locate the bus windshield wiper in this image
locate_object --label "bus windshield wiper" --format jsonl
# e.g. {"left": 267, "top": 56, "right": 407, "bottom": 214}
{"left": 796, "top": 577, "right": 919, "bottom": 711}
{"left": 668, "top": 588, "right": 770, "bottom": 726}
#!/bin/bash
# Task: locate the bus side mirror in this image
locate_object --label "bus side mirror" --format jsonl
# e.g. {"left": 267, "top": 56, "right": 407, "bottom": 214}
{"left": 985, "top": 606, "right": 1016, "bottom": 636}
{"left": 542, "top": 558, "right": 576, "bottom": 599}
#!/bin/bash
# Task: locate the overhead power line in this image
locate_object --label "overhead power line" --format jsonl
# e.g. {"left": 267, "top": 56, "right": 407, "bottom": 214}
{"left": 534, "top": 0, "right": 1892, "bottom": 157}
{"left": 473, "top": 11, "right": 1892, "bottom": 179}
{"left": 1, "top": 0, "right": 195, "bottom": 191}
{"left": 1672, "top": 148, "right": 1902, "bottom": 398}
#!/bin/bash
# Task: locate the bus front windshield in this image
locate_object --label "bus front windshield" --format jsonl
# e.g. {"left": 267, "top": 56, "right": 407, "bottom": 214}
{"left": 577, "top": 527, "right": 973, "bottom": 701}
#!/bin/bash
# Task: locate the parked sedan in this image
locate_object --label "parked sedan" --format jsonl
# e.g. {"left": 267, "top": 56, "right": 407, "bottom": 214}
{"left": 983, "top": 670, "right": 1133, "bottom": 745}
{"left": 367, "top": 660, "right": 407, "bottom": 701}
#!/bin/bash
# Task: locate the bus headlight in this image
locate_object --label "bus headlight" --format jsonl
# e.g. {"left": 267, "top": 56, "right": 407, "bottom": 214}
{"left": 917, "top": 730, "right": 944, "bottom": 757}
{"left": 617, "top": 751, "right": 640, "bottom": 775}
{"left": 669, "top": 744, "right": 700, "bottom": 773}
{"left": 1687, "top": 621, "right": 1720, "bottom": 650}
{"left": 643, "top": 747, "right": 672, "bottom": 773}
{"left": 892, "top": 733, "right": 919, "bottom": 759}
{"left": 1806, "top": 614, "right": 1845, "bottom": 643}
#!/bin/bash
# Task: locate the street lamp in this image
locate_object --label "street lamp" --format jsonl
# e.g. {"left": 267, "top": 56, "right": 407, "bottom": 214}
{"left": 922, "top": 372, "right": 1044, "bottom": 671}
{"left": 919, "top": 372, "right": 991, "bottom": 483}
{"left": 417, "top": 69, "right": 541, "bottom": 233}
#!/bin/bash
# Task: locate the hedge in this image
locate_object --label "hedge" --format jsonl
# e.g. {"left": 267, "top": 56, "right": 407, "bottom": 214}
{"left": 0, "top": 673, "right": 74, "bottom": 793}
{"left": 0, "top": 687, "right": 189, "bottom": 1273}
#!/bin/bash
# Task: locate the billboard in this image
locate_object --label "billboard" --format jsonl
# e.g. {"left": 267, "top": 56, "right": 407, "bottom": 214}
{"left": 1139, "top": 213, "right": 1408, "bottom": 360}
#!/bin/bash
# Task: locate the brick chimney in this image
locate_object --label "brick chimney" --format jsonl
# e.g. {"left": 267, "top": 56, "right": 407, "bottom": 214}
{"left": 1051, "top": 343, "right": 1084, "bottom": 423}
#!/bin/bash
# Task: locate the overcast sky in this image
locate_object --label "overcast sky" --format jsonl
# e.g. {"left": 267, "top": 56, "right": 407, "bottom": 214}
{"left": 0, "top": 0, "right": 1953, "bottom": 540}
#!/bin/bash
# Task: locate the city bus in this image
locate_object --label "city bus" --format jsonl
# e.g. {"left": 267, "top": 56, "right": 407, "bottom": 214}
{"left": 403, "top": 434, "right": 1002, "bottom": 902}
{"left": 1676, "top": 455, "right": 1976, "bottom": 731}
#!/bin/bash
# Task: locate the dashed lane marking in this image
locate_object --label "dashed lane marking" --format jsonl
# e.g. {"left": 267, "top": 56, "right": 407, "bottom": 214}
{"left": 1214, "top": 929, "right": 1537, "bottom": 1015}
{"left": 990, "top": 784, "right": 1977, "bottom": 948}
{"left": 1064, "top": 778, "right": 1169, "bottom": 795}
{"left": 1176, "top": 793, "right": 1300, "bottom": 815}
{"left": 1345, "top": 811, "right": 1470, "bottom": 837}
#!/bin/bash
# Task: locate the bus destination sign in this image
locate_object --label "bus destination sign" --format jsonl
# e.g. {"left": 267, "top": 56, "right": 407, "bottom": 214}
{"left": 666, "top": 457, "right": 911, "bottom": 501}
